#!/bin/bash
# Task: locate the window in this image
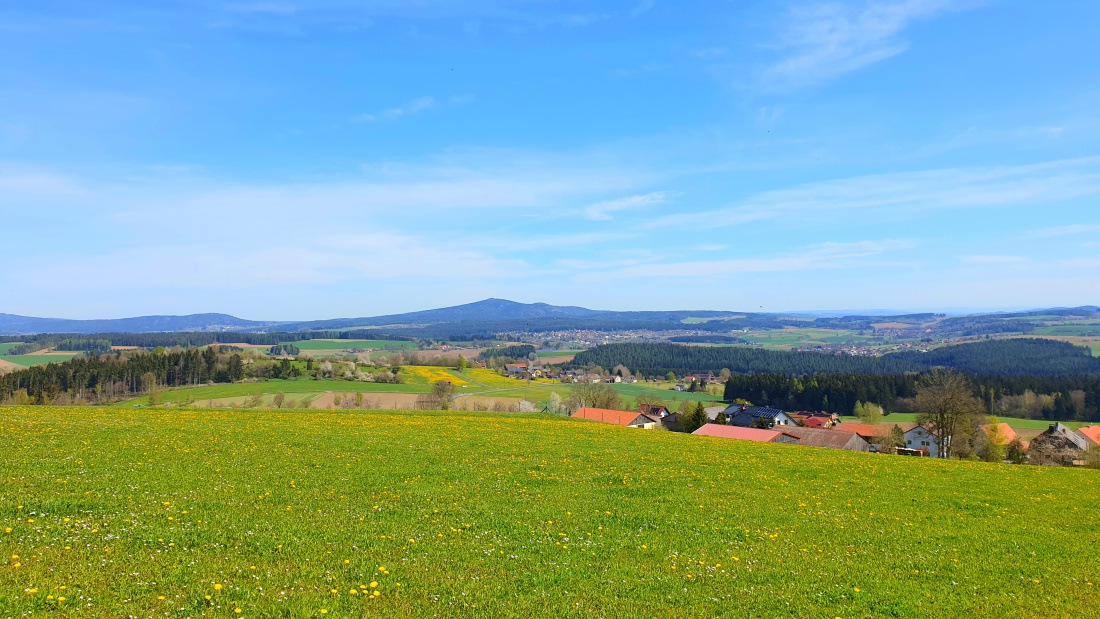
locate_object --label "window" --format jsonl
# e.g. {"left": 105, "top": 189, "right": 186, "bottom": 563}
{"left": 906, "top": 439, "right": 912, "bottom": 445}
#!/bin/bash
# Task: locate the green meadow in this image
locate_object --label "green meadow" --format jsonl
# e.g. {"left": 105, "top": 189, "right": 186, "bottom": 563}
{"left": 1, "top": 406, "right": 1097, "bottom": 618}
{"left": 0, "top": 354, "right": 80, "bottom": 368}
{"left": 285, "top": 340, "right": 417, "bottom": 352}
{"left": 113, "top": 371, "right": 724, "bottom": 410}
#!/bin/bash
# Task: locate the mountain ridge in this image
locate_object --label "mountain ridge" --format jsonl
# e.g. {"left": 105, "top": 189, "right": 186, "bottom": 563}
{"left": 1, "top": 300, "right": 1097, "bottom": 335}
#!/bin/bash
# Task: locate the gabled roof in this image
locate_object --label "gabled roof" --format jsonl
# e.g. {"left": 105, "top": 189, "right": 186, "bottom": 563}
{"left": 980, "top": 423, "right": 1019, "bottom": 444}
{"left": 639, "top": 404, "right": 670, "bottom": 416}
{"left": 785, "top": 427, "right": 868, "bottom": 450}
{"left": 1077, "top": 426, "right": 1100, "bottom": 447}
{"left": 836, "top": 422, "right": 893, "bottom": 438}
{"left": 722, "top": 405, "right": 788, "bottom": 419}
{"left": 692, "top": 424, "right": 794, "bottom": 443}
{"left": 572, "top": 407, "right": 647, "bottom": 427}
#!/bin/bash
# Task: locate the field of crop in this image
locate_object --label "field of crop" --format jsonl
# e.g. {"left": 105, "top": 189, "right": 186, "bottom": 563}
{"left": 1034, "top": 325, "right": 1100, "bottom": 337}
{"left": 739, "top": 327, "right": 879, "bottom": 350}
{"left": 287, "top": 340, "right": 417, "bottom": 352}
{"left": 399, "top": 365, "right": 471, "bottom": 388}
{"left": 0, "top": 353, "right": 80, "bottom": 368}
{"left": 1, "top": 406, "right": 1097, "bottom": 618}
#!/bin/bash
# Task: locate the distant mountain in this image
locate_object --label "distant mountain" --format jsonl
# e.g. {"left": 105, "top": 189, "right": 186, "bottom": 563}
{"left": 2, "top": 300, "right": 1096, "bottom": 337}
{"left": 0, "top": 313, "right": 286, "bottom": 336}
{"left": 292, "top": 298, "right": 604, "bottom": 331}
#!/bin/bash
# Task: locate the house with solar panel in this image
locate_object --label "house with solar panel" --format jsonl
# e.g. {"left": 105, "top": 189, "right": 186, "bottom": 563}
{"left": 721, "top": 404, "right": 798, "bottom": 429}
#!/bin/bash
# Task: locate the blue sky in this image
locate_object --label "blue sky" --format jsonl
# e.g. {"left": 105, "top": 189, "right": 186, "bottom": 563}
{"left": 1, "top": 0, "right": 1098, "bottom": 319}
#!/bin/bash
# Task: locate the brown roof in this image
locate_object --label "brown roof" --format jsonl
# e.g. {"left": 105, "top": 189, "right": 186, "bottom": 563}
{"left": 833, "top": 422, "right": 891, "bottom": 438}
{"left": 692, "top": 424, "right": 793, "bottom": 443}
{"left": 980, "top": 423, "right": 1019, "bottom": 444}
{"left": 572, "top": 407, "right": 647, "bottom": 426}
{"left": 785, "top": 427, "right": 869, "bottom": 450}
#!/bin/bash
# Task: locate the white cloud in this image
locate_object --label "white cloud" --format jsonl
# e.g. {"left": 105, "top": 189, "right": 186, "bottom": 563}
{"left": 1060, "top": 258, "right": 1100, "bottom": 268}
{"left": 584, "top": 191, "right": 668, "bottom": 220}
{"left": 961, "top": 255, "right": 1029, "bottom": 265}
{"left": 1028, "top": 223, "right": 1100, "bottom": 238}
{"left": 647, "top": 158, "right": 1100, "bottom": 229}
{"left": 594, "top": 239, "right": 916, "bottom": 277}
{"left": 763, "top": 0, "right": 968, "bottom": 90}
{"left": 352, "top": 96, "right": 436, "bottom": 123}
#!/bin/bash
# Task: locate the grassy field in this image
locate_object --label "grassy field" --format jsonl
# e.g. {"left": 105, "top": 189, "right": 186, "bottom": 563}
{"left": 1, "top": 406, "right": 1097, "bottom": 618}
{"left": 114, "top": 369, "right": 724, "bottom": 410}
{"left": 0, "top": 353, "right": 80, "bottom": 367}
{"left": 0, "top": 343, "right": 25, "bottom": 355}
{"left": 739, "top": 327, "right": 879, "bottom": 350}
{"left": 286, "top": 340, "right": 417, "bottom": 352}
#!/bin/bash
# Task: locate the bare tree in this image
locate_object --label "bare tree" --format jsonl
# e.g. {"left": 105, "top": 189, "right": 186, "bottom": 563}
{"left": 914, "top": 370, "right": 986, "bottom": 459}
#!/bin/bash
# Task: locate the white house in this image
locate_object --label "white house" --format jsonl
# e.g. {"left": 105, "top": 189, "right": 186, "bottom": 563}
{"left": 904, "top": 425, "right": 943, "bottom": 458}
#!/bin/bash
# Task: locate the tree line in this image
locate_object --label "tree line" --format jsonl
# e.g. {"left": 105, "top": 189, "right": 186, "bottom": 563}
{"left": 0, "top": 331, "right": 414, "bottom": 349}
{"left": 570, "top": 339, "right": 1100, "bottom": 377}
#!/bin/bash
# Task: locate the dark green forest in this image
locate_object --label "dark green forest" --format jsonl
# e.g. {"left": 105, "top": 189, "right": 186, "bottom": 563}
{"left": 569, "top": 339, "right": 1100, "bottom": 377}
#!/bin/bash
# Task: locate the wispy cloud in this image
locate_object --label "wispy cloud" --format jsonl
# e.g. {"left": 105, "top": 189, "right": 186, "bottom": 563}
{"left": 584, "top": 191, "right": 668, "bottom": 220}
{"left": 352, "top": 96, "right": 436, "bottom": 123}
{"left": 961, "top": 255, "right": 1030, "bottom": 265}
{"left": 1027, "top": 223, "right": 1100, "bottom": 238}
{"left": 226, "top": 2, "right": 298, "bottom": 15}
{"left": 1060, "top": 258, "right": 1100, "bottom": 269}
{"left": 647, "top": 158, "right": 1100, "bottom": 229}
{"left": 762, "top": 0, "right": 968, "bottom": 90}
{"left": 593, "top": 239, "right": 916, "bottom": 277}
{"left": 630, "top": 0, "right": 656, "bottom": 18}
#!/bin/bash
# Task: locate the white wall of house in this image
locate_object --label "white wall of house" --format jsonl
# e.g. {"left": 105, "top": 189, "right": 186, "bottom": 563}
{"left": 904, "top": 427, "right": 940, "bottom": 458}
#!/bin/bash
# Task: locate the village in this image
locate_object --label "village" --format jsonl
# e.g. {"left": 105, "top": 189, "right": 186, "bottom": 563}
{"left": 570, "top": 401, "right": 1100, "bottom": 467}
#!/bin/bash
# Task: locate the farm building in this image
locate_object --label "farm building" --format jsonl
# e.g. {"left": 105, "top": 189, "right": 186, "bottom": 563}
{"left": 791, "top": 415, "right": 832, "bottom": 429}
{"left": 1077, "top": 426, "right": 1100, "bottom": 449}
{"left": 572, "top": 407, "right": 661, "bottom": 429}
{"left": 904, "top": 425, "right": 941, "bottom": 458}
{"left": 785, "top": 427, "right": 870, "bottom": 451}
{"left": 1029, "top": 422, "right": 1087, "bottom": 466}
{"left": 691, "top": 424, "right": 800, "bottom": 444}
{"left": 722, "top": 405, "right": 798, "bottom": 428}
{"left": 639, "top": 404, "right": 671, "bottom": 419}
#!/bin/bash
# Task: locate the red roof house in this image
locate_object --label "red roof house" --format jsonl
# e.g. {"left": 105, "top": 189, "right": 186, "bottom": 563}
{"left": 572, "top": 407, "right": 658, "bottom": 428}
{"left": 691, "top": 424, "right": 800, "bottom": 444}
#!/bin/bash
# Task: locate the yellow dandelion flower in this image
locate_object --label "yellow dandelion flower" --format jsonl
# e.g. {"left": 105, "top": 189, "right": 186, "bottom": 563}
{"left": 369, "top": 581, "right": 377, "bottom": 588}
{"left": 214, "top": 583, "right": 223, "bottom": 591}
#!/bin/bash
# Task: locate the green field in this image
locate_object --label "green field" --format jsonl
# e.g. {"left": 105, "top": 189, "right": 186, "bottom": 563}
{"left": 1, "top": 406, "right": 1097, "bottom": 618}
{"left": 0, "top": 353, "right": 80, "bottom": 367}
{"left": 1034, "top": 325, "right": 1100, "bottom": 337}
{"left": 0, "top": 343, "right": 24, "bottom": 355}
{"left": 286, "top": 340, "right": 417, "bottom": 352}
{"left": 739, "top": 327, "right": 880, "bottom": 350}
{"left": 113, "top": 368, "right": 724, "bottom": 410}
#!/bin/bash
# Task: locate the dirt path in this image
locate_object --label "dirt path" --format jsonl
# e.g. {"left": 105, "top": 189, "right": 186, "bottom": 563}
{"left": 0, "top": 359, "right": 22, "bottom": 372}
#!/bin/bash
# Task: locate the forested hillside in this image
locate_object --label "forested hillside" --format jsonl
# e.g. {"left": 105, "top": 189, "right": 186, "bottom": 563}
{"left": 570, "top": 339, "right": 1100, "bottom": 377}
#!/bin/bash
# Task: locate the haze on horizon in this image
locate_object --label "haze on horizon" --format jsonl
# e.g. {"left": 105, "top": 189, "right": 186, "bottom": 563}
{"left": 2, "top": 1, "right": 1098, "bottom": 321}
